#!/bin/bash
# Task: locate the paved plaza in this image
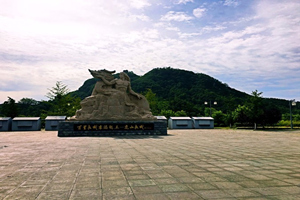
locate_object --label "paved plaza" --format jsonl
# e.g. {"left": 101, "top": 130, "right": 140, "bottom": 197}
{"left": 0, "top": 129, "right": 300, "bottom": 200}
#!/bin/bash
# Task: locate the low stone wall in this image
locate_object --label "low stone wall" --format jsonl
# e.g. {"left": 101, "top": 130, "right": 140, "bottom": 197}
{"left": 58, "top": 120, "right": 167, "bottom": 137}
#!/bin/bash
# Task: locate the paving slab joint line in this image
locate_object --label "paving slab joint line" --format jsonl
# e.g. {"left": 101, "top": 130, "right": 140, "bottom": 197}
{"left": 31, "top": 160, "right": 66, "bottom": 199}
{"left": 100, "top": 159, "right": 103, "bottom": 191}
{"left": 33, "top": 152, "right": 85, "bottom": 200}
{"left": 3, "top": 160, "right": 56, "bottom": 199}
{"left": 114, "top": 144, "right": 137, "bottom": 199}
{"left": 67, "top": 155, "right": 87, "bottom": 199}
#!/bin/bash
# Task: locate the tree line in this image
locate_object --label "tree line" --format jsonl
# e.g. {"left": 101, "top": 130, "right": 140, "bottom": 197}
{"left": 0, "top": 83, "right": 298, "bottom": 129}
{"left": 0, "top": 81, "right": 81, "bottom": 119}
{"left": 143, "top": 88, "right": 298, "bottom": 129}
{"left": 1, "top": 67, "right": 299, "bottom": 129}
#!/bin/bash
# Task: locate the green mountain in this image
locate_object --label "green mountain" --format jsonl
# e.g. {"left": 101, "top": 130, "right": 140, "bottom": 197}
{"left": 71, "top": 67, "right": 294, "bottom": 116}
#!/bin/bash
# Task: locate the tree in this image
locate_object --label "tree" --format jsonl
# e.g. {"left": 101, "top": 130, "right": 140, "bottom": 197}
{"left": 174, "top": 110, "right": 187, "bottom": 117}
{"left": 212, "top": 110, "right": 226, "bottom": 126}
{"left": 245, "top": 90, "right": 264, "bottom": 129}
{"left": 46, "top": 81, "right": 81, "bottom": 117}
{"left": 144, "top": 88, "right": 159, "bottom": 115}
{"left": 204, "top": 107, "right": 217, "bottom": 117}
{"left": 46, "top": 81, "right": 70, "bottom": 100}
{"left": 232, "top": 105, "right": 250, "bottom": 125}
{"left": 160, "top": 110, "right": 175, "bottom": 119}
{"left": 224, "top": 112, "right": 234, "bottom": 127}
{"left": 143, "top": 88, "right": 171, "bottom": 115}
{"left": 261, "top": 105, "right": 281, "bottom": 127}
{"left": 1, "top": 97, "right": 18, "bottom": 118}
{"left": 18, "top": 98, "right": 40, "bottom": 117}
{"left": 47, "top": 94, "right": 81, "bottom": 117}
{"left": 18, "top": 98, "right": 39, "bottom": 105}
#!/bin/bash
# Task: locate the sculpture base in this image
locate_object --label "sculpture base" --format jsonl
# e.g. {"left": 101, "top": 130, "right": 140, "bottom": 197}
{"left": 58, "top": 120, "right": 167, "bottom": 137}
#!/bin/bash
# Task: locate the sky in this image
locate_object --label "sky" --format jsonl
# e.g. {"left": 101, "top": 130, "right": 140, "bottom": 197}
{"left": 0, "top": 0, "right": 299, "bottom": 104}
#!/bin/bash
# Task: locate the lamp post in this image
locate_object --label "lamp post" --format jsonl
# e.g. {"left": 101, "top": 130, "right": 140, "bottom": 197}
{"left": 289, "top": 99, "right": 296, "bottom": 129}
{"left": 204, "top": 101, "right": 217, "bottom": 117}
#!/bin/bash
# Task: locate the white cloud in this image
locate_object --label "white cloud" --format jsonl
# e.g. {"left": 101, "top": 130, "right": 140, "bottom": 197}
{"left": 154, "top": 22, "right": 180, "bottom": 32}
{"left": 202, "top": 25, "right": 227, "bottom": 33}
{"left": 128, "top": 14, "right": 151, "bottom": 22}
{"left": 193, "top": 8, "right": 206, "bottom": 18}
{"left": 178, "top": 25, "right": 227, "bottom": 38}
{"left": 176, "top": 0, "right": 194, "bottom": 4}
{"left": 223, "top": 0, "right": 240, "bottom": 7}
{"left": 179, "top": 32, "right": 201, "bottom": 38}
{"left": 0, "top": 0, "right": 299, "bottom": 102}
{"left": 130, "top": 0, "right": 151, "bottom": 9}
{"left": 121, "top": 29, "right": 159, "bottom": 43}
{"left": 160, "top": 11, "right": 194, "bottom": 22}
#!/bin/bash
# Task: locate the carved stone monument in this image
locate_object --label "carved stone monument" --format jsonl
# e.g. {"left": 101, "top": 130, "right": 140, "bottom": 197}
{"left": 71, "top": 69, "right": 156, "bottom": 121}
{"left": 58, "top": 69, "right": 167, "bottom": 137}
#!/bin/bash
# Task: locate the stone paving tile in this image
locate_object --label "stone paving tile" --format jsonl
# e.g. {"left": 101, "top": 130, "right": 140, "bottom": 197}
{"left": 153, "top": 177, "right": 179, "bottom": 185}
{"left": 36, "top": 191, "right": 71, "bottom": 200}
{"left": 274, "top": 196, "right": 300, "bottom": 200}
{"left": 187, "top": 182, "right": 217, "bottom": 190}
{"left": 225, "top": 189, "right": 260, "bottom": 198}
{"left": 134, "top": 193, "right": 170, "bottom": 200}
{"left": 3, "top": 185, "right": 44, "bottom": 200}
{"left": 131, "top": 185, "right": 162, "bottom": 194}
{"left": 102, "top": 179, "right": 129, "bottom": 188}
{"left": 69, "top": 189, "right": 102, "bottom": 200}
{"left": 102, "top": 186, "right": 132, "bottom": 196}
{"left": 158, "top": 183, "right": 191, "bottom": 193}
{"left": 166, "top": 191, "right": 202, "bottom": 199}
{"left": 128, "top": 179, "right": 156, "bottom": 187}
{"left": 0, "top": 129, "right": 300, "bottom": 199}
{"left": 194, "top": 189, "right": 233, "bottom": 199}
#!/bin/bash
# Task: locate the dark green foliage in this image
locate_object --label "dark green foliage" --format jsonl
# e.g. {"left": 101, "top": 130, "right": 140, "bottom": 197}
{"left": 232, "top": 91, "right": 282, "bottom": 128}
{"left": 0, "top": 97, "right": 18, "bottom": 118}
{"left": 232, "top": 105, "right": 250, "bottom": 125}
{"left": 245, "top": 90, "right": 264, "bottom": 125}
{"left": 69, "top": 78, "right": 97, "bottom": 100}
{"left": 46, "top": 81, "right": 81, "bottom": 117}
{"left": 46, "top": 94, "right": 81, "bottom": 117}
{"left": 262, "top": 105, "right": 282, "bottom": 126}
{"left": 46, "top": 81, "right": 70, "bottom": 100}
{"left": 143, "top": 88, "right": 160, "bottom": 115}
{"left": 131, "top": 67, "right": 251, "bottom": 116}
{"left": 212, "top": 110, "right": 226, "bottom": 126}
{"left": 160, "top": 110, "right": 176, "bottom": 119}
{"left": 18, "top": 98, "right": 41, "bottom": 117}
{"left": 159, "top": 110, "right": 187, "bottom": 118}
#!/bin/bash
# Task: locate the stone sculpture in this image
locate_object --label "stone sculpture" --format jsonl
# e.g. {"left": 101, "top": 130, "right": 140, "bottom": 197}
{"left": 71, "top": 69, "right": 156, "bottom": 121}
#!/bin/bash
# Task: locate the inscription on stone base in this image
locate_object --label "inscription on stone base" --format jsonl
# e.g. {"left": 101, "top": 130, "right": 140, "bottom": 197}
{"left": 74, "top": 123, "right": 154, "bottom": 131}
{"left": 58, "top": 121, "right": 167, "bottom": 137}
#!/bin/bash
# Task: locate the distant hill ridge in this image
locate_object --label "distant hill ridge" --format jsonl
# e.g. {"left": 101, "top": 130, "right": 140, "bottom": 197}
{"left": 71, "top": 67, "right": 291, "bottom": 114}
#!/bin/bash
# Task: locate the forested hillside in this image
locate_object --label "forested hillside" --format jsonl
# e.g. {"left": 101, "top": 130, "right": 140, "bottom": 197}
{"left": 71, "top": 67, "right": 293, "bottom": 116}
{"left": 131, "top": 67, "right": 248, "bottom": 114}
